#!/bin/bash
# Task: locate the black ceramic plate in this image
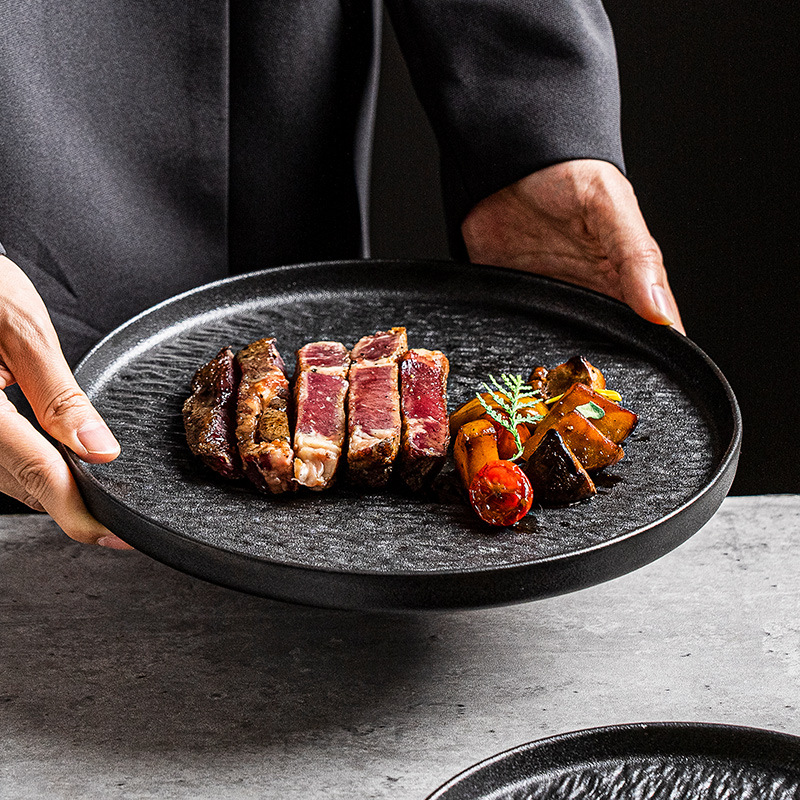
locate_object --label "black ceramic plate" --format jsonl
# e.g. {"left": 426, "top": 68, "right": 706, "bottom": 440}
{"left": 66, "top": 260, "right": 741, "bottom": 610}
{"left": 425, "top": 722, "right": 800, "bottom": 799}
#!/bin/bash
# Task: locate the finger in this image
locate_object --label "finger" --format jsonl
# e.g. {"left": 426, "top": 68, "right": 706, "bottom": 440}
{"left": 0, "top": 361, "right": 16, "bottom": 389}
{"left": 615, "top": 235, "right": 685, "bottom": 334}
{"left": 0, "top": 393, "right": 133, "bottom": 548}
{"left": 0, "top": 462, "right": 46, "bottom": 512}
{"left": 649, "top": 274, "right": 685, "bottom": 334}
{"left": 0, "top": 293, "right": 120, "bottom": 463}
{"left": 589, "top": 175, "right": 686, "bottom": 334}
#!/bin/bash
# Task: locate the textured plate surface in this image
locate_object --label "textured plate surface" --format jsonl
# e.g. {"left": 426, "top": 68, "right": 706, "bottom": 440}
{"left": 425, "top": 723, "right": 800, "bottom": 800}
{"left": 66, "top": 260, "right": 741, "bottom": 609}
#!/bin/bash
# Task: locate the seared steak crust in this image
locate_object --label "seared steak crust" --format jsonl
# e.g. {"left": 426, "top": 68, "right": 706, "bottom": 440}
{"left": 182, "top": 347, "right": 240, "bottom": 479}
{"left": 399, "top": 348, "right": 450, "bottom": 491}
{"left": 235, "top": 338, "right": 294, "bottom": 493}
{"left": 293, "top": 341, "right": 351, "bottom": 490}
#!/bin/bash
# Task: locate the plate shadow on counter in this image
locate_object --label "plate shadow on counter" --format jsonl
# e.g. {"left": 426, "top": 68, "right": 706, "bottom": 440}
{"left": 0, "top": 521, "right": 552, "bottom": 760}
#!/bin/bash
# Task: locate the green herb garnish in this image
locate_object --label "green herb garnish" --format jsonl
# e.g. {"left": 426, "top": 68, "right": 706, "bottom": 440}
{"left": 476, "top": 373, "right": 543, "bottom": 460}
{"left": 575, "top": 401, "right": 605, "bottom": 420}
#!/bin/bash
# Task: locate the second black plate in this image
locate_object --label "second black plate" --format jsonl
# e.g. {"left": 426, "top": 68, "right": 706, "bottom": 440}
{"left": 66, "top": 260, "right": 741, "bottom": 610}
{"left": 425, "top": 722, "right": 800, "bottom": 799}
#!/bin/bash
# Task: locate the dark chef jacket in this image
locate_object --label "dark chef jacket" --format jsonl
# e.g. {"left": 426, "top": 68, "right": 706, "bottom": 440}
{"left": 0, "top": 0, "right": 623, "bottom": 366}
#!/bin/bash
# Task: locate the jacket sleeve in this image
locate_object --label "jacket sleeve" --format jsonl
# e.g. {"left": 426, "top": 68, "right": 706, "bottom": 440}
{"left": 383, "top": 0, "right": 625, "bottom": 248}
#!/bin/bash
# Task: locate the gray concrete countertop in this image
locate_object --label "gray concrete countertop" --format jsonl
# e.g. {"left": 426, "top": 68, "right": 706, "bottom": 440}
{"left": 1, "top": 495, "right": 799, "bottom": 799}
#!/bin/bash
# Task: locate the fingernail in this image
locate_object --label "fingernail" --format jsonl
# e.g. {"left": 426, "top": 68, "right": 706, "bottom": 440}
{"left": 651, "top": 284, "right": 675, "bottom": 325}
{"left": 97, "top": 535, "right": 133, "bottom": 550}
{"left": 77, "top": 422, "right": 119, "bottom": 455}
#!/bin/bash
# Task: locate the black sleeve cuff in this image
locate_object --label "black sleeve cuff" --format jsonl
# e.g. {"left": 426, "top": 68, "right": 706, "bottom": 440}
{"left": 385, "top": 0, "right": 625, "bottom": 252}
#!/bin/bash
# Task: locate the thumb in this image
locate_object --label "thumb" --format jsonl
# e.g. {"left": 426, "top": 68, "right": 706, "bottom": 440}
{"left": 0, "top": 257, "right": 120, "bottom": 462}
{"left": 591, "top": 175, "right": 685, "bottom": 333}
{"left": 32, "top": 376, "right": 121, "bottom": 464}
{"left": 2, "top": 330, "right": 119, "bottom": 465}
{"left": 614, "top": 237, "right": 685, "bottom": 334}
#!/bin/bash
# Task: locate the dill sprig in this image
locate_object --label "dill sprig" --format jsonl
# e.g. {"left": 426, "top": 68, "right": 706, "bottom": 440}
{"left": 476, "top": 373, "right": 542, "bottom": 460}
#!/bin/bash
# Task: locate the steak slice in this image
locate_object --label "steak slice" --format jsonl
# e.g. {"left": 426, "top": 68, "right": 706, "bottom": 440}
{"left": 398, "top": 348, "right": 450, "bottom": 492}
{"left": 347, "top": 362, "right": 402, "bottom": 488}
{"left": 293, "top": 341, "right": 351, "bottom": 490}
{"left": 235, "top": 338, "right": 294, "bottom": 493}
{"left": 182, "top": 347, "right": 240, "bottom": 479}
{"left": 346, "top": 327, "right": 407, "bottom": 488}
{"left": 351, "top": 326, "right": 407, "bottom": 364}
{"left": 296, "top": 340, "right": 351, "bottom": 373}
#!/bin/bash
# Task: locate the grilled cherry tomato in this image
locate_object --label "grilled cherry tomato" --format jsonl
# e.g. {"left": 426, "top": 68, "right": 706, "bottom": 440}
{"left": 468, "top": 460, "right": 533, "bottom": 527}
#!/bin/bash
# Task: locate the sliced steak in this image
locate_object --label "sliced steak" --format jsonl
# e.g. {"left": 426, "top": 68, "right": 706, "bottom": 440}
{"left": 398, "top": 348, "right": 450, "bottom": 492}
{"left": 293, "top": 341, "right": 351, "bottom": 490}
{"left": 296, "top": 340, "right": 351, "bottom": 373}
{"left": 345, "top": 328, "right": 407, "bottom": 488}
{"left": 351, "top": 326, "right": 407, "bottom": 364}
{"left": 347, "top": 361, "right": 402, "bottom": 487}
{"left": 182, "top": 347, "right": 240, "bottom": 479}
{"left": 235, "top": 338, "right": 294, "bottom": 493}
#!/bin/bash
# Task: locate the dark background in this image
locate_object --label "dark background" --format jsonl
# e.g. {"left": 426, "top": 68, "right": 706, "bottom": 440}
{"left": 0, "top": 4, "right": 793, "bottom": 515}
{"left": 370, "top": 4, "right": 799, "bottom": 495}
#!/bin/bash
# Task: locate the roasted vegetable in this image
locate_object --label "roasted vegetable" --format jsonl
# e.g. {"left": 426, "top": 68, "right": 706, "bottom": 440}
{"left": 455, "top": 356, "right": 634, "bottom": 521}
{"left": 527, "top": 366, "right": 549, "bottom": 395}
{"left": 523, "top": 429, "right": 596, "bottom": 505}
{"left": 544, "top": 356, "right": 606, "bottom": 399}
{"left": 468, "top": 460, "right": 533, "bottom": 526}
{"left": 546, "top": 383, "right": 638, "bottom": 444}
{"left": 480, "top": 413, "right": 532, "bottom": 461}
{"left": 449, "top": 392, "right": 546, "bottom": 436}
{"left": 473, "top": 373, "right": 545, "bottom": 459}
{"left": 522, "top": 408, "right": 624, "bottom": 471}
{"left": 453, "top": 419, "right": 500, "bottom": 490}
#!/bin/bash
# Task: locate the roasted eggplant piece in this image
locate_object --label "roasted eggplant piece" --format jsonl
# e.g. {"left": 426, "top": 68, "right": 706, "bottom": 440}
{"left": 545, "top": 356, "right": 606, "bottom": 399}
{"left": 522, "top": 408, "right": 623, "bottom": 471}
{"left": 523, "top": 429, "right": 596, "bottom": 505}
{"left": 453, "top": 419, "right": 499, "bottom": 491}
{"left": 546, "top": 383, "right": 638, "bottom": 444}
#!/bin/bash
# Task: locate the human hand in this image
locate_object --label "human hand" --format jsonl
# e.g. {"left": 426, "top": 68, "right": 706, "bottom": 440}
{"left": 461, "top": 159, "right": 684, "bottom": 333}
{"left": 0, "top": 254, "right": 132, "bottom": 548}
